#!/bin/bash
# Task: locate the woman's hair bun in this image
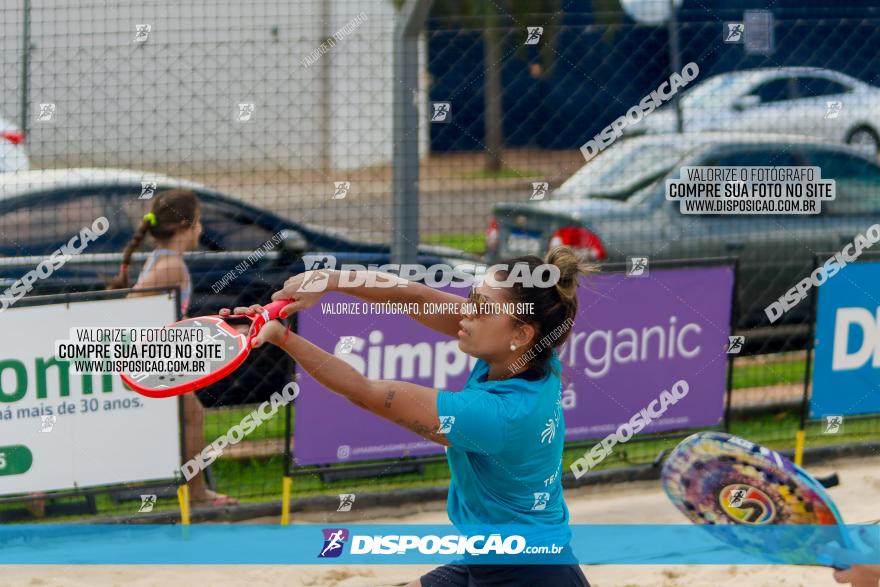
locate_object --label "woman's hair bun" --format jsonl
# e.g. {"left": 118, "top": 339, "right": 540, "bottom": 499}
{"left": 545, "top": 246, "right": 596, "bottom": 304}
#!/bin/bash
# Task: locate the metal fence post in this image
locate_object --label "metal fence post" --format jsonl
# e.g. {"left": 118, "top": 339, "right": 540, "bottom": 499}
{"left": 795, "top": 254, "right": 821, "bottom": 466}
{"left": 392, "top": 0, "right": 432, "bottom": 265}
{"left": 281, "top": 354, "right": 295, "bottom": 525}
{"left": 667, "top": 0, "right": 683, "bottom": 133}
{"left": 319, "top": 0, "right": 331, "bottom": 170}
{"left": 20, "top": 0, "right": 31, "bottom": 137}
{"left": 723, "top": 258, "right": 740, "bottom": 432}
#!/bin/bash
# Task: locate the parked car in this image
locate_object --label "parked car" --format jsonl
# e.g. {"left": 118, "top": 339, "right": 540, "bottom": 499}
{"left": 0, "top": 117, "right": 30, "bottom": 172}
{"left": 627, "top": 67, "right": 880, "bottom": 154}
{"left": 0, "top": 168, "right": 471, "bottom": 405}
{"left": 486, "top": 133, "right": 880, "bottom": 333}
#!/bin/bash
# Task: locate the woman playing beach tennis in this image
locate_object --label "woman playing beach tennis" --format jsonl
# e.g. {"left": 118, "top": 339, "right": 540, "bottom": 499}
{"left": 222, "top": 246, "right": 592, "bottom": 586}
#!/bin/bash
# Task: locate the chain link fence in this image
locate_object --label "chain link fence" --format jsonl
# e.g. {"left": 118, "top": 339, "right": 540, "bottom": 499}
{"left": 1, "top": 0, "right": 879, "bottom": 521}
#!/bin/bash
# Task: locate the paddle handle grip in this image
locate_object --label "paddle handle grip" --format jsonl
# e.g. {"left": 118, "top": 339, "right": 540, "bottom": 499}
{"left": 262, "top": 299, "right": 293, "bottom": 320}
{"left": 247, "top": 300, "right": 294, "bottom": 338}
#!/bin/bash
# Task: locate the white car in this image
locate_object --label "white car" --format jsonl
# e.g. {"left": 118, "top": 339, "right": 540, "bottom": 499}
{"left": 0, "top": 117, "right": 30, "bottom": 172}
{"left": 629, "top": 67, "right": 880, "bottom": 154}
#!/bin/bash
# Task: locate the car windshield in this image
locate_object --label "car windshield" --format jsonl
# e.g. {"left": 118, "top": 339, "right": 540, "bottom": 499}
{"left": 555, "top": 141, "right": 692, "bottom": 201}
{"left": 681, "top": 74, "right": 756, "bottom": 109}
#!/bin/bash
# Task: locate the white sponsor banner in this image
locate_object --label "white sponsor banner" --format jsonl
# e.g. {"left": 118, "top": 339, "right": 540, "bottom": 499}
{"left": 0, "top": 293, "right": 181, "bottom": 494}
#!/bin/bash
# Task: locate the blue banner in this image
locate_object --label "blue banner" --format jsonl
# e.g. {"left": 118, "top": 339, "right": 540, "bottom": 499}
{"left": 1, "top": 524, "right": 878, "bottom": 566}
{"left": 812, "top": 261, "right": 880, "bottom": 418}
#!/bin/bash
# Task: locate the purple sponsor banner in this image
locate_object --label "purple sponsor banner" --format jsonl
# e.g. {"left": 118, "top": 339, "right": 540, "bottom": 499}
{"left": 293, "top": 289, "right": 471, "bottom": 465}
{"left": 294, "top": 265, "right": 733, "bottom": 465}
{"left": 559, "top": 266, "right": 733, "bottom": 440}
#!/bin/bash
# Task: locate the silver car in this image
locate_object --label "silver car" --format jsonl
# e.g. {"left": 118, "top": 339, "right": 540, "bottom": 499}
{"left": 487, "top": 133, "right": 880, "bottom": 330}
{"left": 629, "top": 67, "right": 880, "bottom": 153}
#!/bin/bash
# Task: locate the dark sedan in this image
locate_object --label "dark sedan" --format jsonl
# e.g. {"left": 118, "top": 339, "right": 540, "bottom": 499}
{"left": 0, "top": 168, "right": 470, "bottom": 405}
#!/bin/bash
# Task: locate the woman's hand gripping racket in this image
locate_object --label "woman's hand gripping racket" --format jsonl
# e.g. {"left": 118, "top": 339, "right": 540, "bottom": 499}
{"left": 660, "top": 431, "right": 873, "bottom": 570}
{"left": 120, "top": 300, "right": 291, "bottom": 398}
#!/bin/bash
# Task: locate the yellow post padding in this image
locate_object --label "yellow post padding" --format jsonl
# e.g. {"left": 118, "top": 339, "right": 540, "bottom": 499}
{"left": 794, "top": 429, "right": 806, "bottom": 467}
{"left": 177, "top": 484, "right": 191, "bottom": 525}
{"left": 281, "top": 476, "right": 292, "bottom": 525}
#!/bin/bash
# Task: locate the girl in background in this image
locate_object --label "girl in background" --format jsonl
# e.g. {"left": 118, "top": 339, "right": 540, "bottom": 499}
{"left": 110, "top": 189, "right": 238, "bottom": 508}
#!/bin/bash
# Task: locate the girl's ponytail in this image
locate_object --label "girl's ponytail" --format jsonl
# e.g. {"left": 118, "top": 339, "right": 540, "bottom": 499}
{"left": 107, "top": 216, "right": 152, "bottom": 289}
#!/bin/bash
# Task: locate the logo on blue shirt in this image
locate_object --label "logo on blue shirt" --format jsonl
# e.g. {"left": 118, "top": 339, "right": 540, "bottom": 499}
{"left": 531, "top": 492, "right": 550, "bottom": 510}
{"left": 438, "top": 416, "right": 456, "bottom": 433}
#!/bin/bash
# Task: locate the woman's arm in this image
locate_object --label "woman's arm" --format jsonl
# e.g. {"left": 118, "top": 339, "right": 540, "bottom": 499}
{"left": 833, "top": 566, "right": 880, "bottom": 587}
{"left": 272, "top": 269, "right": 465, "bottom": 338}
{"left": 225, "top": 309, "right": 450, "bottom": 446}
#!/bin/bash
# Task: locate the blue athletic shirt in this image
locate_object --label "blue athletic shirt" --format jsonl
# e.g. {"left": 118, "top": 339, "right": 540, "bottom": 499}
{"left": 436, "top": 352, "right": 571, "bottom": 547}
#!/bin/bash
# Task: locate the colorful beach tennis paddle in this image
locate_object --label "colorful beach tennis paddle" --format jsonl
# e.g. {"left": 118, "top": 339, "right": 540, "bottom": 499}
{"left": 661, "top": 431, "right": 857, "bottom": 567}
{"left": 121, "top": 299, "right": 290, "bottom": 398}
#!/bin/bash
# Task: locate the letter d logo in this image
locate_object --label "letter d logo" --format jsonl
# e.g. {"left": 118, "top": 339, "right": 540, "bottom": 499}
{"left": 831, "top": 307, "right": 880, "bottom": 371}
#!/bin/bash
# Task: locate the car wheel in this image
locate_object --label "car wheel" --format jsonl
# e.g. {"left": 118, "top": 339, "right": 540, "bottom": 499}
{"left": 845, "top": 125, "right": 880, "bottom": 155}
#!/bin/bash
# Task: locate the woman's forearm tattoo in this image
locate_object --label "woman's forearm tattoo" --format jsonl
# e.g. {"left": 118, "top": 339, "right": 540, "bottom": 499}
{"left": 395, "top": 418, "right": 449, "bottom": 446}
